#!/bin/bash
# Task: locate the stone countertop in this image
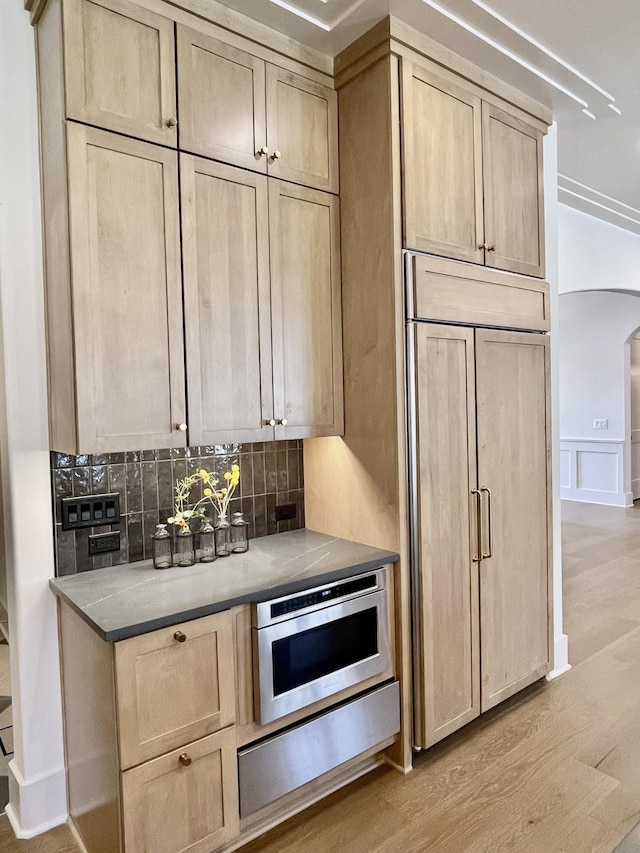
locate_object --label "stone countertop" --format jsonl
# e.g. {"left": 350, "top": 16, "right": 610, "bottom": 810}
{"left": 49, "top": 529, "right": 399, "bottom": 642}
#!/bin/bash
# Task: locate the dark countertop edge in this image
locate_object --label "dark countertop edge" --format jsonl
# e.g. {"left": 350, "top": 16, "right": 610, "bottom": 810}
{"left": 49, "top": 552, "right": 399, "bottom": 642}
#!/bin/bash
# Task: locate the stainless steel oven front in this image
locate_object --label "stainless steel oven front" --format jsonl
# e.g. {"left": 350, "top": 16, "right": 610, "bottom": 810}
{"left": 253, "top": 567, "right": 391, "bottom": 725}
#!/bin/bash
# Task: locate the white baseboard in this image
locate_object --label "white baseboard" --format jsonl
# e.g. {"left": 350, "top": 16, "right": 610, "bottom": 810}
{"left": 547, "top": 633, "right": 570, "bottom": 680}
{"left": 4, "top": 758, "right": 67, "bottom": 838}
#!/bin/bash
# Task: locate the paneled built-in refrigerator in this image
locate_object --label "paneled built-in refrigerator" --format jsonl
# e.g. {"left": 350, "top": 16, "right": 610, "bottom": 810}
{"left": 404, "top": 251, "right": 553, "bottom": 750}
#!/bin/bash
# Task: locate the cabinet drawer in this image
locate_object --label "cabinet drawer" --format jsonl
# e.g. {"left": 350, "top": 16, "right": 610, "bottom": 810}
{"left": 115, "top": 611, "right": 235, "bottom": 769}
{"left": 121, "top": 727, "right": 240, "bottom": 853}
{"left": 412, "top": 255, "right": 549, "bottom": 331}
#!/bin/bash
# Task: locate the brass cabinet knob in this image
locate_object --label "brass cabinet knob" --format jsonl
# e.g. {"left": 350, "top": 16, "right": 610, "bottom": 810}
{"left": 166, "top": 117, "right": 178, "bottom": 127}
{"left": 486, "top": 245, "right": 496, "bottom": 252}
{"left": 265, "top": 418, "right": 277, "bottom": 427}
{"left": 278, "top": 418, "right": 288, "bottom": 426}
{"left": 257, "top": 146, "right": 269, "bottom": 156}
{"left": 174, "top": 630, "right": 186, "bottom": 643}
{"left": 176, "top": 423, "right": 187, "bottom": 431}
{"left": 270, "top": 150, "right": 282, "bottom": 160}
{"left": 179, "top": 753, "right": 192, "bottom": 767}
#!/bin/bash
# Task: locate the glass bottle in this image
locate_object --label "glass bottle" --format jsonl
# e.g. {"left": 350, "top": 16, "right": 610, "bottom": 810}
{"left": 152, "top": 523, "right": 172, "bottom": 570}
{"left": 230, "top": 511, "right": 249, "bottom": 553}
{"left": 174, "top": 525, "right": 195, "bottom": 567}
{"left": 215, "top": 514, "right": 231, "bottom": 557}
{"left": 198, "top": 518, "right": 216, "bottom": 563}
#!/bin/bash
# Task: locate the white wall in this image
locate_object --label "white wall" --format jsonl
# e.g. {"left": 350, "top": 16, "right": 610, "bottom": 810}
{"left": 559, "top": 204, "right": 640, "bottom": 295}
{"left": 558, "top": 290, "right": 640, "bottom": 506}
{"left": 545, "top": 124, "right": 570, "bottom": 679}
{"left": 0, "top": 1, "right": 67, "bottom": 837}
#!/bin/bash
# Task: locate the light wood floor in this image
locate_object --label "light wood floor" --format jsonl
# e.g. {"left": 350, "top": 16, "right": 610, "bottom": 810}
{"left": 3, "top": 500, "right": 640, "bottom": 852}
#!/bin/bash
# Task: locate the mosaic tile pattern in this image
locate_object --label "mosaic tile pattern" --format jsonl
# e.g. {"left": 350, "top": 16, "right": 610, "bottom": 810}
{"left": 51, "top": 442, "right": 305, "bottom": 576}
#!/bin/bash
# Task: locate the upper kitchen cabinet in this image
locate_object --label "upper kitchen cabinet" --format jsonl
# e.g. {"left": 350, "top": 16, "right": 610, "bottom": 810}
{"left": 54, "top": 124, "right": 187, "bottom": 453}
{"left": 61, "top": 0, "right": 178, "bottom": 146}
{"left": 181, "top": 156, "right": 343, "bottom": 444}
{"left": 402, "top": 59, "right": 545, "bottom": 278}
{"left": 177, "top": 25, "right": 339, "bottom": 194}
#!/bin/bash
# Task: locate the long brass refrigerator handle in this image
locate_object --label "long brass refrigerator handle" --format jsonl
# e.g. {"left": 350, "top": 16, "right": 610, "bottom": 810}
{"left": 480, "top": 487, "right": 493, "bottom": 559}
{"left": 470, "top": 489, "right": 482, "bottom": 562}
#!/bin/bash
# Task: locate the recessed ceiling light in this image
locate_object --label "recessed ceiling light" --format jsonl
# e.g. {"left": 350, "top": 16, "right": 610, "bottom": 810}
{"left": 609, "top": 104, "right": 623, "bottom": 116}
{"left": 582, "top": 109, "right": 596, "bottom": 120}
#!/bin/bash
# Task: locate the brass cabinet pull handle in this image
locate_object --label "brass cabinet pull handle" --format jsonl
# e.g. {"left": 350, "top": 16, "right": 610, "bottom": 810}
{"left": 470, "top": 489, "right": 481, "bottom": 562}
{"left": 480, "top": 487, "right": 493, "bottom": 558}
{"left": 179, "top": 753, "right": 192, "bottom": 767}
{"left": 174, "top": 631, "right": 186, "bottom": 643}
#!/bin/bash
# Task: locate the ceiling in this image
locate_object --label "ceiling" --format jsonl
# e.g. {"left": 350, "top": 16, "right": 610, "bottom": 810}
{"left": 211, "top": 0, "right": 640, "bottom": 236}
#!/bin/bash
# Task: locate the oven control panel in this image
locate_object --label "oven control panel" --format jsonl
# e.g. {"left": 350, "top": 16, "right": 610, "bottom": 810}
{"left": 253, "top": 568, "right": 386, "bottom": 628}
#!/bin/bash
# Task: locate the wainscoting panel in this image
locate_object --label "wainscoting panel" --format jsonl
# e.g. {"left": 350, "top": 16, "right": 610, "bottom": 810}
{"left": 560, "top": 439, "right": 632, "bottom": 507}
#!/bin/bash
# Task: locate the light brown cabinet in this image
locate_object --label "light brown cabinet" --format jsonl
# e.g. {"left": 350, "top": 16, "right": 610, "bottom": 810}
{"left": 59, "top": 123, "right": 187, "bottom": 453}
{"left": 181, "top": 156, "right": 343, "bottom": 443}
{"left": 36, "top": 0, "right": 343, "bottom": 452}
{"left": 402, "top": 60, "right": 545, "bottom": 277}
{"left": 62, "top": 0, "right": 178, "bottom": 146}
{"left": 59, "top": 605, "right": 240, "bottom": 853}
{"left": 411, "top": 323, "right": 551, "bottom": 748}
{"left": 177, "top": 25, "right": 339, "bottom": 193}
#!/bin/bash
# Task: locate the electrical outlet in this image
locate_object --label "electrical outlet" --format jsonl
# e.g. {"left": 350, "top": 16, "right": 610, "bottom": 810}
{"left": 88, "top": 531, "right": 121, "bottom": 556}
{"left": 593, "top": 418, "right": 608, "bottom": 430}
{"left": 275, "top": 502, "right": 297, "bottom": 522}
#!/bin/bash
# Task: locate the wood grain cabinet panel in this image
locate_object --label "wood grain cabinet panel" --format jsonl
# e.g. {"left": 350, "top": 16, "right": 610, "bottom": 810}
{"left": 115, "top": 611, "right": 236, "bottom": 769}
{"left": 402, "top": 63, "right": 484, "bottom": 264}
{"left": 475, "top": 329, "right": 551, "bottom": 710}
{"left": 66, "top": 124, "right": 186, "bottom": 452}
{"left": 63, "top": 0, "right": 177, "bottom": 145}
{"left": 402, "top": 59, "right": 545, "bottom": 277}
{"left": 482, "top": 103, "right": 545, "bottom": 278}
{"left": 269, "top": 181, "right": 343, "bottom": 439}
{"left": 121, "top": 728, "right": 240, "bottom": 853}
{"left": 177, "top": 25, "right": 338, "bottom": 193}
{"left": 266, "top": 66, "right": 339, "bottom": 193}
{"left": 412, "top": 324, "right": 551, "bottom": 748}
{"left": 177, "top": 27, "right": 267, "bottom": 173}
{"left": 180, "top": 156, "right": 274, "bottom": 444}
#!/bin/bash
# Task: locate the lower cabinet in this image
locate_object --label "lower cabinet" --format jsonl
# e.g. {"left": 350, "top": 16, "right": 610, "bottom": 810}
{"left": 121, "top": 729, "right": 239, "bottom": 853}
{"left": 58, "top": 605, "right": 240, "bottom": 853}
{"left": 411, "top": 322, "right": 552, "bottom": 749}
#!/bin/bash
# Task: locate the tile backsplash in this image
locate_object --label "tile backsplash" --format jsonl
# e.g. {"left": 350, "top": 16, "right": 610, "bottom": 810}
{"left": 51, "top": 442, "right": 304, "bottom": 576}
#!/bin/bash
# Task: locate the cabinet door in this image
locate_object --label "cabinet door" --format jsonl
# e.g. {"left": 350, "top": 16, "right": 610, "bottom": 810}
{"left": 266, "top": 66, "right": 339, "bottom": 193}
{"left": 63, "top": 0, "right": 177, "bottom": 146}
{"left": 412, "top": 323, "right": 480, "bottom": 749}
{"left": 475, "top": 329, "right": 551, "bottom": 711}
{"left": 269, "top": 181, "right": 343, "bottom": 439}
{"left": 114, "top": 611, "right": 236, "bottom": 769}
{"left": 402, "top": 61, "right": 484, "bottom": 264}
{"left": 121, "top": 727, "right": 240, "bottom": 853}
{"left": 66, "top": 124, "right": 186, "bottom": 452}
{"left": 482, "top": 103, "right": 545, "bottom": 277}
{"left": 177, "top": 26, "right": 267, "bottom": 173}
{"left": 181, "top": 156, "right": 275, "bottom": 444}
